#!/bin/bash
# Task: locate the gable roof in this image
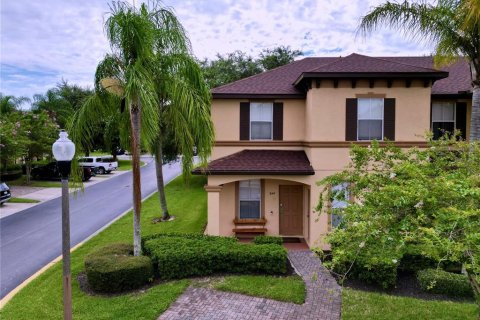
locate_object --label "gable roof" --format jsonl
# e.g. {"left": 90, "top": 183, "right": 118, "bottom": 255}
{"left": 212, "top": 53, "right": 471, "bottom": 98}
{"left": 192, "top": 150, "right": 315, "bottom": 175}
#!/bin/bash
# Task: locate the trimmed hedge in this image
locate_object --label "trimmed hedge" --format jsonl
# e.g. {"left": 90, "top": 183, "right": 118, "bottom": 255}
{"left": 253, "top": 235, "right": 283, "bottom": 245}
{"left": 417, "top": 269, "right": 473, "bottom": 298}
{"left": 84, "top": 243, "right": 153, "bottom": 293}
{"left": 0, "top": 171, "right": 22, "bottom": 181}
{"left": 143, "top": 234, "right": 287, "bottom": 279}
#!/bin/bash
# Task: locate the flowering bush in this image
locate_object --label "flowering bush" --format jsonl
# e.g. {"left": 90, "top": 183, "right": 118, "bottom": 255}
{"left": 316, "top": 137, "right": 480, "bottom": 304}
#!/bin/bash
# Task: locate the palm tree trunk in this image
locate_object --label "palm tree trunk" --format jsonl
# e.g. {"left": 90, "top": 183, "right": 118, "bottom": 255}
{"left": 470, "top": 83, "right": 480, "bottom": 141}
{"left": 130, "top": 103, "right": 142, "bottom": 256}
{"left": 154, "top": 139, "right": 170, "bottom": 220}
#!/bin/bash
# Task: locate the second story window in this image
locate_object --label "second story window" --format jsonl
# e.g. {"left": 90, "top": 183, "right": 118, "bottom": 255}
{"left": 250, "top": 102, "right": 273, "bottom": 140}
{"left": 357, "top": 98, "right": 384, "bottom": 141}
{"left": 432, "top": 102, "right": 455, "bottom": 140}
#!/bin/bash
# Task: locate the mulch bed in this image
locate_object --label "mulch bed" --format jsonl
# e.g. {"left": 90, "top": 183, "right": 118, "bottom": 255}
{"left": 339, "top": 271, "right": 475, "bottom": 303}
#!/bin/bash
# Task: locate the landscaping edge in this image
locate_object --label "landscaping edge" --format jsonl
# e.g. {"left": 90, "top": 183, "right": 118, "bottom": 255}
{"left": 0, "top": 172, "right": 176, "bottom": 309}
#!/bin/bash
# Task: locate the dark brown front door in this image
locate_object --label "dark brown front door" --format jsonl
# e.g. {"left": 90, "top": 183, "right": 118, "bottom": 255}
{"left": 279, "top": 185, "right": 303, "bottom": 235}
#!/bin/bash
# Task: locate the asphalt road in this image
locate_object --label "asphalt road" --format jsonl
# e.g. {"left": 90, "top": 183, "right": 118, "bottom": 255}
{"left": 0, "top": 157, "right": 182, "bottom": 299}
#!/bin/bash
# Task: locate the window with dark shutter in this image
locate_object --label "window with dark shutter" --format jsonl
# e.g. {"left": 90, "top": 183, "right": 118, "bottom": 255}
{"left": 239, "top": 102, "right": 250, "bottom": 140}
{"left": 345, "top": 98, "right": 358, "bottom": 141}
{"left": 273, "top": 102, "right": 283, "bottom": 140}
{"left": 455, "top": 102, "right": 467, "bottom": 140}
{"left": 431, "top": 102, "right": 455, "bottom": 140}
{"left": 384, "top": 98, "right": 396, "bottom": 141}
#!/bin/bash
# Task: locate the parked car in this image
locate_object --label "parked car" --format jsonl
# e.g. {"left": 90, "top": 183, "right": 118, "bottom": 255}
{"left": 78, "top": 156, "right": 118, "bottom": 174}
{"left": 31, "top": 162, "right": 93, "bottom": 181}
{"left": 0, "top": 182, "right": 11, "bottom": 205}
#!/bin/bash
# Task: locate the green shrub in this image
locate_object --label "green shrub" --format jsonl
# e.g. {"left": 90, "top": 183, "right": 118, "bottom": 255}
{"left": 0, "top": 171, "right": 22, "bottom": 181}
{"left": 143, "top": 234, "right": 287, "bottom": 279}
{"left": 399, "top": 254, "right": 437, "bottom": 273}
{"left": 417, "top": 269, "right": 473, "bottom": 298}
{"left": 84, "top": 243, "right": 153, "bottom": 293}
{"left": 253, "top": 235, "right": 283, "bottom": 245}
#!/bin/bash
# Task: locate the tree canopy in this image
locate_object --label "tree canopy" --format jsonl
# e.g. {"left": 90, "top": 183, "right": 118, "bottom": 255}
{"left": 200, "top": 45, "right": 303, "bottom": 88}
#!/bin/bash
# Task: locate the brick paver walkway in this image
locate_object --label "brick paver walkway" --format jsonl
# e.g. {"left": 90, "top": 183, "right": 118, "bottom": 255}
{"left": 158, "top": 250, "right": 341, "bottom": 320}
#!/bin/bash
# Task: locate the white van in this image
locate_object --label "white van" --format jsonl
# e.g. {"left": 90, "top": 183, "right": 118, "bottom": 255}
{"left": 78, "top": 156, "right": 118, "bottom": 174}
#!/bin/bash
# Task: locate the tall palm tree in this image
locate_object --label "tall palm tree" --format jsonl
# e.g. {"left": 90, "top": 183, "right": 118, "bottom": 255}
{"left": 0, "top": 93, "right": 30, "bottom": 114}
{"left": 358, "top": 0, "right": 480, "bottom": 141}
{"left": 149, "top": 10, "right": 213, "bottom": 221}
{"left": 71, "top": 1, "right": 160, "bottom": 256}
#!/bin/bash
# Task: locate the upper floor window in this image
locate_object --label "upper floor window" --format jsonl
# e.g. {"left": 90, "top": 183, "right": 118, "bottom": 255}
{"left": 432, "top": 102, "right": 455, "bottom": 140}
{"left": 239, "top": 179, "right": 261, "bottom": 219}
{"left": 357, "top": 98, "right": 384, "bottom": 141}
{"left": 250, "top": 102, "right": 273, "bottom": 140}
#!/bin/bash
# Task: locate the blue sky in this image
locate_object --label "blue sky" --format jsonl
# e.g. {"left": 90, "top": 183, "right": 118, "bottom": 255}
{"left": 0, "top": 0, "right": 434, "bottom": 106}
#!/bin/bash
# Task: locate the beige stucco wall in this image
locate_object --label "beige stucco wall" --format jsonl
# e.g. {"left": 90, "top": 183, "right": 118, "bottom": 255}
{"left": 305, "top": 79, "right": 432, "bottom": 142}
{"left": 212, "top": 99, "right": 306, "bottom": 142}
{"left": 207, "top": 174, "right": 330, "bottom": 248}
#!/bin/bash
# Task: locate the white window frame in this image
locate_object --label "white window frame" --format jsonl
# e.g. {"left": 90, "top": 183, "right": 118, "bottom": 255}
{"left": 357, "top": 98, "right": 384, "bottom": 141}
{"left": 250, "top": 102, "right": 273, "bottom": 140}
{"left": 238, "top": 179, "right": 262, "bottom": 219}
{"left": 431, "top": 102, "right": 456, "bottom": 139}
{"left": 331, "top": 183, "right": 349, "bottom": 228}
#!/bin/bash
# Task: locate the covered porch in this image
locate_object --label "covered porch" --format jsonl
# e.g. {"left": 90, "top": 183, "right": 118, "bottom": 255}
{"left": 193, "top": 150, "right": 316, "bottom": 242}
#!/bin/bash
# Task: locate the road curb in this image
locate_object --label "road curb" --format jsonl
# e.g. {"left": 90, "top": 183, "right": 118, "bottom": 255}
{"left": 0, "top": 168, "right": 179, "bottom": 309}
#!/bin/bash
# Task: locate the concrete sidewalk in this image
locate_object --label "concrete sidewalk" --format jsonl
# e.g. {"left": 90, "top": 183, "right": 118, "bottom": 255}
{"left": 0, "top": 161, "right": 142, "bottom": 219}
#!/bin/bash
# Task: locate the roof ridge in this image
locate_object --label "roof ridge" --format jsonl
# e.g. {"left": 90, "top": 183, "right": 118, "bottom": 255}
{"left": 308, "top": 53, "right": 442, "bottom": 73}
{"left": 304, "top": 56, "right": 343, "bottom": 72}
{"left": 369, "top": 55, "right": 442, "bottom": 72}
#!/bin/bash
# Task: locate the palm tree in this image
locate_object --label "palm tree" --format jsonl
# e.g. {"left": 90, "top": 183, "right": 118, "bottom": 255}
{"left": 149, "top": 12, "right": 213, "bottom": 221}
{"left": 358, "top": 0, "right": 480, "bottom": 141}
{"left": 71, "top": 1, "right": 160, "bottom": 256}
{"left": 0, "top": 93, "right": 30, "bottom": 114}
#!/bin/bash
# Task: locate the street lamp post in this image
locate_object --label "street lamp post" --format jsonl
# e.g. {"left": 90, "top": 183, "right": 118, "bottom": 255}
{"left": 52, "top": 130, "right": 75, "bottom": 320}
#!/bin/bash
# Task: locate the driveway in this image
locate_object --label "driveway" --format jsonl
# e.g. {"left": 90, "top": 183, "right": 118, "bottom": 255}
{"left": 0, "top": 157, "right": 182, "bottom": 299}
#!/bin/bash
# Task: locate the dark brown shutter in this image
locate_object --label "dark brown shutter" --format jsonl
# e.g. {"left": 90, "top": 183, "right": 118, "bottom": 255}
{"left": 345, "top": 98, "right": 358, "bottom": 141}
{"left": 384, "top": 98, "right": 396, "bottom": 141}
{"left": 239, "top": 102, "right": 250, "bottom": 140}
{"left": 273, "top": 102, "right": 283, "bottom": 140}
{"left": 455, "top": 102, "right": 467, "bottom": 140}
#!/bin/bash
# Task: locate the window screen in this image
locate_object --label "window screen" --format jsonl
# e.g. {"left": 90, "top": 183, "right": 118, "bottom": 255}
{"left": 250, "top": 103, "right": 273, "bottom": 140}
{"left": 358, "top": 98, "right": 384, "bottom": 141}
{"left": 239, "top": 180, "right": 261, "bottom": 219}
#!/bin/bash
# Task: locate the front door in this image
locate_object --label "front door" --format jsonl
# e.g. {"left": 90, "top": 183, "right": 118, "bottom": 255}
{"left": 279, "top": 185, "right": 303, "bottom": 235}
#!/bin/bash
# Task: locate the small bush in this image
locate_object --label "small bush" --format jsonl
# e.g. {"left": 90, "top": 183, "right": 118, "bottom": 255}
{"left": 0, "top": 171, "right": 22, "bottom": 181}
{"left": 143, "top": 234, "right": 287, "bottom": 279}
{"left": 417, "top": 269, "right": 473, "bottom": 298}
{"left": 399, "top": 254, "right": 437, "bottom": 273}
{"left": 253, "top": 235, "right": 283, "bottom": 245}
{"left": 84, "top": 243, "right": 153, "bottom": 293}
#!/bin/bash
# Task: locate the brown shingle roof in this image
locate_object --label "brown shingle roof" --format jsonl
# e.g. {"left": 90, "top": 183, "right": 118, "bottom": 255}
{"left": 211, "top": 54, "right": 471, "bottom": 98}
{"left": 192, "top": 150, "right": 315, "bottom": 175}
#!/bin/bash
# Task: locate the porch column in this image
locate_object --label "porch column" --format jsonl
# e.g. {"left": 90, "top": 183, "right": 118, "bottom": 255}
{"left": 204, "top": 185, "right": 223, "bottom": 235}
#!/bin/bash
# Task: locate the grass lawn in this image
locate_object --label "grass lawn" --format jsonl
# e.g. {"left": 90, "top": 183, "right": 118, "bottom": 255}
{"left": 8, "top": 197, "right": 40, "bottom": 203}
{"left": 8, "top": 176, "right": 62, "bottom": 188}
{"left": 342, "top": 288, "right": 478, "bottom": 320}
{"left": 117, "top": 159, "right": 146, "bottom": 171}
{"left": 0, "top": 175, "right": 207, "bottom": 320}
{"left": 213, "top": 275, "right": 305, "bottom": 304}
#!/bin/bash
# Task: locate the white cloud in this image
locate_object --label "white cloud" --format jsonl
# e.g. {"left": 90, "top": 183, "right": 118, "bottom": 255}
{"left": 1, "top": 0, "right": 434, "bottom": 100}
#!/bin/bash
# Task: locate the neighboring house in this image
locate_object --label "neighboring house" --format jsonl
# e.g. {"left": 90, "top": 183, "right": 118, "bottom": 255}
{"left": 193, "top": 53, "right": 472, "bottom": 248}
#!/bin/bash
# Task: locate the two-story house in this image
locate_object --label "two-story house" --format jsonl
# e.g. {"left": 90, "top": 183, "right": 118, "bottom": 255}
{"left": 193, "top": 53, "right": 472, "bottom": 248}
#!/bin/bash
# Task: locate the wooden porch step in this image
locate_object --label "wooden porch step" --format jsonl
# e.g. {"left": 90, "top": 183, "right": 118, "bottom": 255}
{"left": 233, "top": 218, "right": 267, "bottom": 226}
